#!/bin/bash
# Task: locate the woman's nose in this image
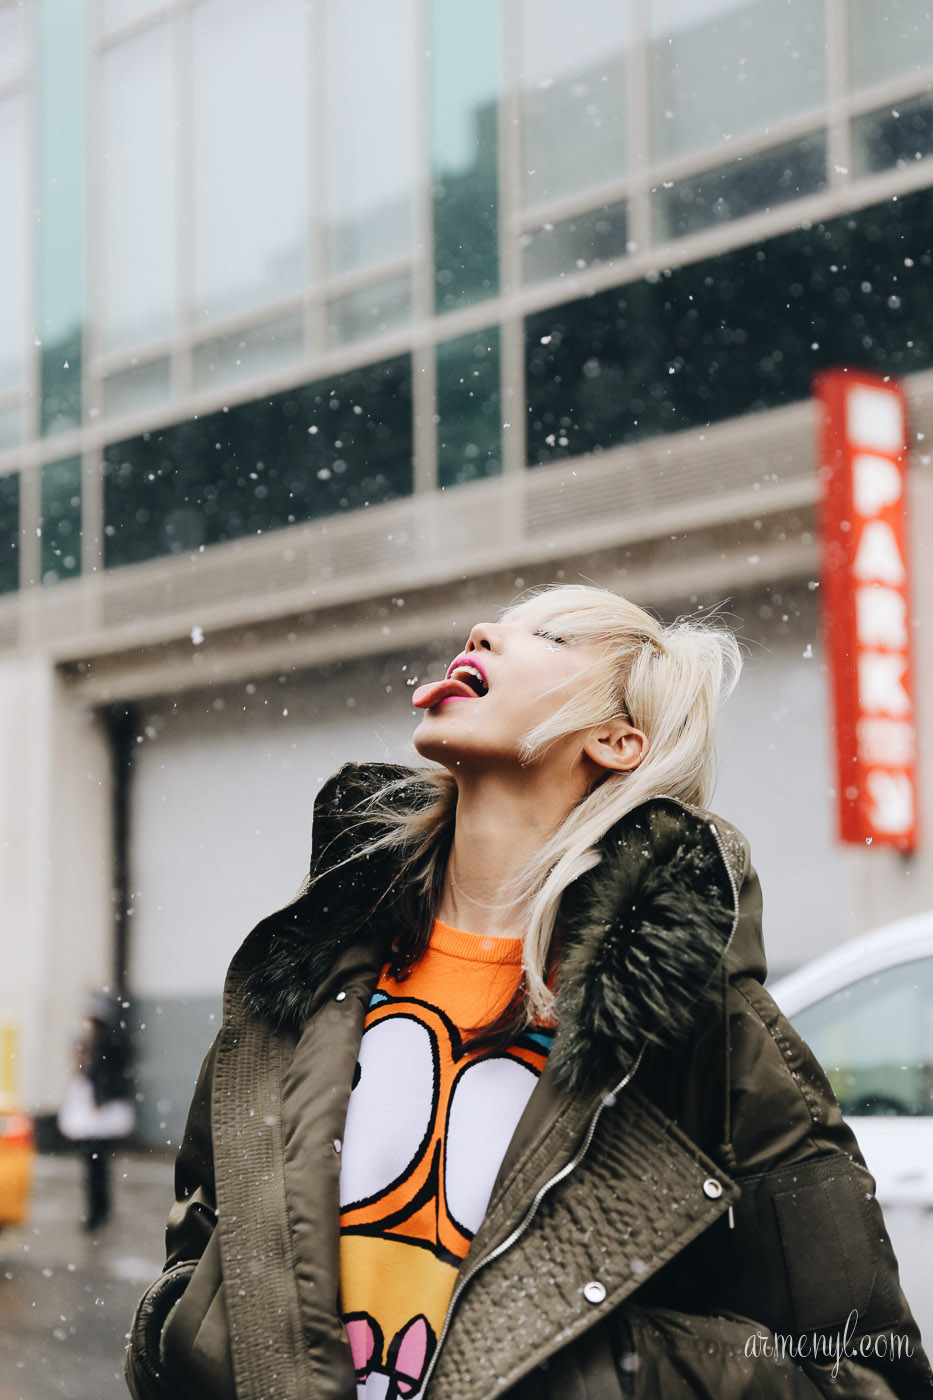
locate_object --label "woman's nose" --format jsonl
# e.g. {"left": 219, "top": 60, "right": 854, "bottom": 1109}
{"left": 465, "top": 623, "right": 495, "bottom": 652}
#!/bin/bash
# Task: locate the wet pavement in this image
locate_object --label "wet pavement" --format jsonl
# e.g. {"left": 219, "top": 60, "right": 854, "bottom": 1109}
{"left": 0, "top": 1151, "right": 173, "bottom": 1400}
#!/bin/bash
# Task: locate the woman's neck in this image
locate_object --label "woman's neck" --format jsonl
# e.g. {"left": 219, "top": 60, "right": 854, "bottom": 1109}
{"left": 436, "top": 769, "right": 580, "bottom": 939}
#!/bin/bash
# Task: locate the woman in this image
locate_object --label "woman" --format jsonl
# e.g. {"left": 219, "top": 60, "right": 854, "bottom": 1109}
{"left": 126, "top": 586, "right": 931, "bottom": 1399}
{"left": 58, "top": 990, "right": 134, "bottom": 1231}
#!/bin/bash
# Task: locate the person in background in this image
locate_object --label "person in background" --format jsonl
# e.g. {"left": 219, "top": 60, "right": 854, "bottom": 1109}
{"left": 126, "top": 585, "right": 931, "bottom": 1398}
{"left": 58, "top": 991, "right": 134, "bottom": 1232}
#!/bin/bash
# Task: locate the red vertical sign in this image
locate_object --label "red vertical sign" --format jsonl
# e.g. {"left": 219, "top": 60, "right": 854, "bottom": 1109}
{"left": 815, "top": 369, "right": 918, "bottom": 853}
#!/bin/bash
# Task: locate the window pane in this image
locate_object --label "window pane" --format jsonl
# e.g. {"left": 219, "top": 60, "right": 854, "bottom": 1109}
{"left": 326, "top": 275, "right": 412, "bottom": 348}
{"left": 432, "top": 0, "right": 500, "bottom": 312}
{"left": 0, "top": 1, "right": 29, "bottom": 85}
{"left": 519, "top": 0, "right": 628, "bottom": 207}
{"left": 649, "top": 0, "right": 826, "bottom": 161}
{"left": 38, "top": 0, "right": 86, "bottom": 435}
{"left": 525, "top": 183, "right": 933, "bottom": 463}
{"left": 99, "top": 0, "right": 164, "bottom": 28}
{"left": 0, "top": 405, "right": 23, "bottom": 450}
{"left": 653, "top": 134, "right": 826, "bottom": 240}
{"left": 848, "top": 0, "right": 933, "bottom": 91}
{"left": 522, "top": 201, "right": 628, "bottom": 284}
{"left": 103, "top": 356, "right": 412, "bottom": 567}
{"left": 791, "top": 960, "right": 933, "bottom": 1116}
{"left": 102, "top": 357, "right": 172, "bottom": 420}
{"left": 0, "top": 93, "right": 27, "bottom": 393}
{"left": 323, "top": 0, "right": 416, "bottom": 274}
{"left": 0, "top": 471, "right": 19, "bottom": 594}
{"left": 193, "top": 313, "right": 304, "bottom": 392}
{"left": 437, "top": 327, "right": 501, "bottom": 488}
{"left": 191, "top": 0, "right": 309, "bottom": 323}
{"left": 852, "top": 94, "right": 933, "bottom": 178}
{"left": 99, "top": 22, "right": 176, "bottom": 353}
{"left": 41, "top": 455, "right": 82, "bottom": 584}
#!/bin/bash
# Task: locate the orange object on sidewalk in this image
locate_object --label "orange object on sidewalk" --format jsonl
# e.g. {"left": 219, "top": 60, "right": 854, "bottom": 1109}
{"left": 0, "top": 1094, "right": 36, "bottom": 1227}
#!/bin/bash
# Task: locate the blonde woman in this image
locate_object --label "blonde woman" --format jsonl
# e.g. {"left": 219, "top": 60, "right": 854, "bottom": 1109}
{"left": 127, "top": 586, "right": 930, "bottom": 1400}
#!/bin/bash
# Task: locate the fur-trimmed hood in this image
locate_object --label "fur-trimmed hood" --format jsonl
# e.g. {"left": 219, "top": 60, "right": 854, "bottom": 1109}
{"left": 239, "top": 763, "right": 763, "bottom": 1094}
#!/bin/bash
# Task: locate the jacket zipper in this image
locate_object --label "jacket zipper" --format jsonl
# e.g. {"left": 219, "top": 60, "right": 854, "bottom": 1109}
{"left": 421, "top": 1045, "right": 646, "bottom": 1397}
{"left": 702, "top": 812, "right": 741, "bottom": 1230}
{"left": 422, "top": 810, "right": 743, "bottom": 1393}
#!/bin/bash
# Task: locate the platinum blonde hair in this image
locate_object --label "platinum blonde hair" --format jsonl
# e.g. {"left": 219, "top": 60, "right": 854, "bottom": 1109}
{"left": 338, "top": 585, "right": 741, "bottom": 1024}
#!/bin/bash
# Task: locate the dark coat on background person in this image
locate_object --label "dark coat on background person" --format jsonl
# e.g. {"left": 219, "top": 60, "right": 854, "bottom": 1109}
{"left": 126, "top": 763, "right": 933, "bottom": 1400}
{"left": 81, "top": 994, "right": 133, "bottom": 1107}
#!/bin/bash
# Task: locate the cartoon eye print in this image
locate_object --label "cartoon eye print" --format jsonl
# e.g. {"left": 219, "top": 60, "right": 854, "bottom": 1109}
{"left": 340, "top": 994, "right": 550, "bottom": 1260}
{"left": 443, "top": 1055, "right": 540, "bottom": 1236}
{"left": 339, "top": 1015, "right": 439, "bottom": 1210}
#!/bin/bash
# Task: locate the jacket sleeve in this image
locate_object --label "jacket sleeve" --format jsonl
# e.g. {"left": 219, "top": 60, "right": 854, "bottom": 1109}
{"left": 615, "top": 974, "right": 933, "bottom": 1399}
{"left": 125, "top": 1037, "right": 219, "bottom": 1400}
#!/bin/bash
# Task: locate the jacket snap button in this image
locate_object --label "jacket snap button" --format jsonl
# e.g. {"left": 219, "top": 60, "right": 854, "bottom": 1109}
{"left": 582, "top": 1281, "right": 606, "bottom": 1305}
{"left": 703, "top": 1177, "right": 723, "bottom": 1199}
{"left": 335, "top": 991, "right": 347, "bottom": 1002}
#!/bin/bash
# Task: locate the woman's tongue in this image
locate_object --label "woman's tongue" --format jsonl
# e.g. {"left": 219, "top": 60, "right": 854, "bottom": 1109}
{"left": 412, "top": 677, "right": 477, "bottom": 709}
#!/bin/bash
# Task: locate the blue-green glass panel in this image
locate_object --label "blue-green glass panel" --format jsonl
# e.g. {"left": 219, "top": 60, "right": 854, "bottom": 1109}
{"left": 41, "top": 455, "right": 82, "bottom": 584}
{"left": 431, "top": 0, "right": 500, "bottom": 312}
{"left": 103, "top": 356, "right": 413, "bottom": 568}
{"left": 0, "top": 473, "right": 19, "bottom": 595}
{"left": 437, "top": 327, "right": 501, "bottom": 487}
{"left": 526, "top": 184, "right": 933, "bottom": 464}
{"left": 38, "top": 0, "right": 86, "bottom": 435}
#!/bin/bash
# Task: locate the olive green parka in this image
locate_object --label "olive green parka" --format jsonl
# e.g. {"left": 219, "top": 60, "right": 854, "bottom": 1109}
{"left": 126, "top": 763, "right": 932, "bottom": 1400}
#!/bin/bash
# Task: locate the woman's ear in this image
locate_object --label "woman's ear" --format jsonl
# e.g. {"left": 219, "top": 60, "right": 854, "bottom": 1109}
{"left": 582, "top": 719, "right": 648, "bottom": 773}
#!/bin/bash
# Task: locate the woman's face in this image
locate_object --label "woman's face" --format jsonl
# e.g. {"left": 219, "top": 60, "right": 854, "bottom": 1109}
{"left": 412, "top": 616, "right": 606, "bottom": 775}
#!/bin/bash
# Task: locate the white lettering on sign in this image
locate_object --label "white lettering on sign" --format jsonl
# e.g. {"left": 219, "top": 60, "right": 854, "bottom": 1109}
{"left": 855, "top": 586, "right": 909, "bottom": 649}
{"left": 817, "top": 370, "right": 916, "bottom": 851}
{"left": 846, "top": 385, "right": 904, "bottom": 452}
{"left": 858, "top": 652, "right": 912, "bottom": 715}
{"left": 866, "top": 769, "right": 915, "bottom": 834}
{"left": 852, "top": 453, "right": 903, "bottom": 515}
{"left": 857, "top": 717, "right": 916, "bottom": 766}
{"left": 853, "top": 520, "right": 907, "bottom": 586}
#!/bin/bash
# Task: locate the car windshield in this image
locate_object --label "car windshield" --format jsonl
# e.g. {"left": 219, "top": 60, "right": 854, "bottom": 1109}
{"left": 790, "top": 956, "right": 933, "bottom": 1117}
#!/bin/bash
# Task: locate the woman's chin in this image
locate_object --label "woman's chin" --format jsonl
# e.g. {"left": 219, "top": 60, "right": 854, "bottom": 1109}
{"left": 412, "top": 719, "right": 467, "bottom": 766}
{"left": 413, "top": 715, "right": 486, "bottom": 762}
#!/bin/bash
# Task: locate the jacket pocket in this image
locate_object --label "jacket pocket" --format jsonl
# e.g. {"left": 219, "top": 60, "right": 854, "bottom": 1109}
{"left": 161, "top": 1230, "right": 235, "bottom": 1400}
{"left": 619, "top": 1305, "right": 823, "bottom": 1399}
{"left": 728, "top": 1151, "right": 900, "bottom": 1336}
{"left": 126, "top": 1261, "right": 198, "bottom": 1400}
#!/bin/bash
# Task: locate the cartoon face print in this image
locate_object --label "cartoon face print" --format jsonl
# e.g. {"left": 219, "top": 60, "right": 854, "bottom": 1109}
{"left": 338, "top": 990, "right": 552, "bottom": 1396}
{"left": 340, "top": 991, "right": 550, "bottom": 1259}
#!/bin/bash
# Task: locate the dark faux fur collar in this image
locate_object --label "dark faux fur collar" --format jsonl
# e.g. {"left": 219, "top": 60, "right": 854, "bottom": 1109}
{"left": 241, "top": 764, "right": 745, "bottom": 1092}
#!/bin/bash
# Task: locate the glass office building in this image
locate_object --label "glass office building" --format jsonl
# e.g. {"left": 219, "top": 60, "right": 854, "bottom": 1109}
{"left": 3, "top": 0, "right": 933, "bottom": 1134}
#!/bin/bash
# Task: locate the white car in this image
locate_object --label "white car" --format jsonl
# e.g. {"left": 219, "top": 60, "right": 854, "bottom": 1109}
{"left": 771, "top": 911, "right": 933, "bottom": 1349}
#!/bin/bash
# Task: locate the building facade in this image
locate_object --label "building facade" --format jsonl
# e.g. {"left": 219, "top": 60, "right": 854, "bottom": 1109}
{"left": 2, "top": 0, "right": 933, "bottom": 1141}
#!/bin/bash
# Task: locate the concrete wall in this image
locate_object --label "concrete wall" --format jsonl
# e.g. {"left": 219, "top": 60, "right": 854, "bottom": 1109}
{"left": 0, "top": 658, "right": 112, "bottom": 1111}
